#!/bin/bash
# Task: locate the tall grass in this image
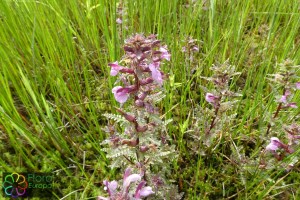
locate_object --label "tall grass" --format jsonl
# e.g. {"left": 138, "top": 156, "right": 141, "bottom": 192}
{"left": 0, "top": 0, "right": 300, "bottom": 199}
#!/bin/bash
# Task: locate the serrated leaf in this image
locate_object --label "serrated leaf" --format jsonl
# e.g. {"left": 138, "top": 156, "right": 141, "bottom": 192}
{"left": 103, "top": 113, "right": 127, "bottom": 123}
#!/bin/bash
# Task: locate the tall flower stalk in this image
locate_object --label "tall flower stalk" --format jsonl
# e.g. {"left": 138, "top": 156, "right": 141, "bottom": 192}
{"left": 265, "top": 59, "right": 299, "bottom": 136}
{"left": 203, "top": 62, "right": 240, "bottom": 139}
{"left": 99, "top": 34, "right": 182, "bottom": 200}
{"left": 263, "top": 59, "right": 300, "bottom": 166}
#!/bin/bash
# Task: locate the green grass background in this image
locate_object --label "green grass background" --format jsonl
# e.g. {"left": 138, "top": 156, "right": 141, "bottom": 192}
{"left": 0, "top": 0, "right": 300, "bottom": 199}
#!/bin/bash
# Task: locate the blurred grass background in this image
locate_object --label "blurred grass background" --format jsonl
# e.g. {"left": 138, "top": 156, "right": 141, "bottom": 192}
{"left": 0, "top": 0, "right": 300, "bottom": 199}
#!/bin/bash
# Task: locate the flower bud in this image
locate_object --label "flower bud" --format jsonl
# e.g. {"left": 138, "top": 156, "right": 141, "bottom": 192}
{"left": 116, "top": 108, "right": 136, "bottom": 123}
{"left": 141, "top": 46, "right": 151, "bottom": 52}
{"left": 140, "top": 78, "right": 154, "bottom": 85}
{"left": 121, "top": 139, "right": 138, "bottom": 147}
{"left": 135, "top": 99, "right": 144, "bottom": 107}
{"left": 138, "top": 92, "right": 148, "bottom": 100}
{"left": 139, "top": 145, "right": 149, "bottom": 152}
{"left": 151, "top": 40, "right": 161, "bottom": 47}
{"left": 124, "top": 46, "right": 134, "bottom": 53}
{"left": 136, "top": 125, "right": 148, "bottom": 133}
{"left": 120, "top": 68, "right": 134, "bottom": 74}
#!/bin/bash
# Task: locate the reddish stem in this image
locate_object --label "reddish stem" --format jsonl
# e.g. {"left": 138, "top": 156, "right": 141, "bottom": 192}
{"left": 206, "top": 95, "right": 222, "bottom": 135}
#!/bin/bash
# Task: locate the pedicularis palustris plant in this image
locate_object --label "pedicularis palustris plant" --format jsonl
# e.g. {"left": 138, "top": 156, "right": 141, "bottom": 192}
{"left": 188, "top": 61, "right": 241, "bottom": 153}
{"left": 99, "top": 34, "right": 183, "bottom": 200}
{"left": 262, "top": 59, "right": 300, "bottom": 169}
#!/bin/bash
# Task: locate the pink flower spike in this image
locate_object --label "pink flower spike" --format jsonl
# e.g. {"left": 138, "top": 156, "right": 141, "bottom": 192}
{"left": 108, "top": 61, "right": 123, "bottom": 76}
{"left": 149, "top": 63, "right": 163, "bottom": 85}
{"left": 112, "top": 86, "right": 129, "bottom": 103}
{"left": 296, "top": 82, "right": 300, "bottom": 89}
{"left": 160, "top": 47, "right": 171, "bottom": 61}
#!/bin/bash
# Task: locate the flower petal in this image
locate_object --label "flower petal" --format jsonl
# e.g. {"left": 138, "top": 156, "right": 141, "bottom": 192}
{"left": 279, "top": 95, "right": 287, "bottom": 103}
{"left": 123, "top": 174, "right": 141, "bottom": 191}
{"left": 159, "top": 47, "right": 171, "bottom": 61}
{"left": 112, "top": 86, "right": 122, "bottom": 94}
{"left": 266, "top": 143, "right": 278, "bottom": 151}
{"left": 296, "top": 82, "right": 300, "bottom": 89}
{"left": 112, "top": 86, "right": 129, "bottom": 103}
{"left": 205, "top": 93, "right": 219, "bottom": 103}
{"left": 103, "top": 180, "right": 117, "bottom": 197}
{"left": 108, "top": 181, "right": 118, "bottom": 193}
{"left": 139, "top": 186, "right": 154, "bottom": 197}
{"left": 134, "top": 181, "right": 146, "bottom": 198}
{"left": 116, "top": 18, "right": 122, "bottom": 24}
{"left": 108, "top": 61, "right": 123, "bottom": 76}
{"left": 266, "top": 137, "right": 284, "bottom": 151}
{"left": 110, "top": 68, "right": 119, "bottom": 76}
{"left": 149, "top": 63, "right": 163, "bottom": 85}
{"left": 123, "top": 168, "right": 132, "bottom": 181}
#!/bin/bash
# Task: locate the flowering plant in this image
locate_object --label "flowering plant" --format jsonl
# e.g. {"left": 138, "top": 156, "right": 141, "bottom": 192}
{"left": 262, "top": 59, "right": 300, "bottom": 169}
{"left": 187, "top": 61, "right": 241, "bottom": 152}
{"left": 100, "top": 34, "right": 182, "bottom": 199}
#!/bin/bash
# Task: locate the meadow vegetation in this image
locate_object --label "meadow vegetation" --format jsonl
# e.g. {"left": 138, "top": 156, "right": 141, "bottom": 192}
{"left": 0, "top": 0, "right": 300, "bottom": 199}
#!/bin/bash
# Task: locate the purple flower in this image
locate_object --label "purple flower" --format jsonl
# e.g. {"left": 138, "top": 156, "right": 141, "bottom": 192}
{"left": 123, "top": 167, "right": 132, "bottom": 180}
{"left": 103, "top": 180, "right": 118, "bottom": 197}
{"left": 116, "top": 18, "right": 122, "bottom": 24}
{"left": 159, "top": 47, "right": 171, "bottom": 61}
{"left": 108, "top": 61, "right": 123, "bottom": 76}
{"left": 279, "top": 95, "right": 287, "bottom": 103}
{"left": 205, "top": 93, "right": 219, "bottom": 105}
{"left": 135, "top": 181, "right": 154, "bottom": 199}
{"left": 266, "top": 137, "right": 286, "bottom": 151}
{"left": 138, "top": 186, "right": 154, "bottom": 197}
{"left": 149, "top": 63, "right": 163, "bottom": 85}
{"left": 123, "top": 174, "right": 141, "bottom": 193}
{"left": 112, "top": 86, "right": 130, "bottom": 103}
{"left": 279, "top": 90, "right": 291, "bottom": 103}
{"left": 277, "top": 90, "right": 298, "bottom": 108}
{"left": 139, "top": 145, "right": 149, "bottom": 152}
{"left": 192, "top": 46, "right": 199, "bottom": 52}
{"left": 287, "top": 102, "right": 298, "bottom": 108}
{"left": 296, "top": 82, "right": 300, "bottom": 89}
